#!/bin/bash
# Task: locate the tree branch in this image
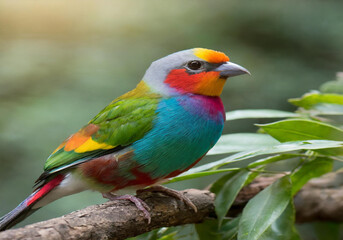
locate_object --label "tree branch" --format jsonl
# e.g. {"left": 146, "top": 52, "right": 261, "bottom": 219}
{"left": 1, "top": 170, "right": 343, "bottom": 240}
{"left": 0, "top": 189, "right": 215, "bottom": 240}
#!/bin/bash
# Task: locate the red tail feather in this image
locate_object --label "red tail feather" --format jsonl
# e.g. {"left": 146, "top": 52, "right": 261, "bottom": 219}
{"left": 27, "top": 175, "right": 64, "bottom": 206}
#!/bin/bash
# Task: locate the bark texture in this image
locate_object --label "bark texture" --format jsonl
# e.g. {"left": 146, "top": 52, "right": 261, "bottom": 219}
{"left": 1, "top": 171, "right": 343, "bottom": 240}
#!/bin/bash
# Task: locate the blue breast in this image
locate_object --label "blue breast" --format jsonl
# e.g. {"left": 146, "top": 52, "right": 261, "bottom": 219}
{"left": 132, "top": 95, "right": 225, "bottom": 178}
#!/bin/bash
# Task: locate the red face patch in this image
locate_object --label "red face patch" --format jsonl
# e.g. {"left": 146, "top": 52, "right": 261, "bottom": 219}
{"left": 164, "top": 69, "right": 225, "bottom": 96}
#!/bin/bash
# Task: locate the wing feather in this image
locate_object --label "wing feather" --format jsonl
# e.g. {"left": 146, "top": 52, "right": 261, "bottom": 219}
{"left": 42, "top": 96, "right": 159, "bottom": 178}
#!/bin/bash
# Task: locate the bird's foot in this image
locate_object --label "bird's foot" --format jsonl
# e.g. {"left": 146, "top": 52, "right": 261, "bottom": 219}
{"left": 136, "top": 185, "right": 197, "bottom": 212}
{"left": 102, "top": 193, "right": 151, "bottom": 224}
{"left": 102, "top": 192, "right": 118, "bottom": 201}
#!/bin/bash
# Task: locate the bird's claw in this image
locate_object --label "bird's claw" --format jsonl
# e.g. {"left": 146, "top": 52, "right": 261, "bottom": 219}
{"left": 102, "top": 193, "right": 151, "bottom": 224}
{"left": 136, "top": 185, "right": 198, "bottom": 212}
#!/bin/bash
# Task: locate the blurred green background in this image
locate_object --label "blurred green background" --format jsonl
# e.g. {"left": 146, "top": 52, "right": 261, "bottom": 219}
{"left": 0, "top": 0, "right": 342, "bottom": 237}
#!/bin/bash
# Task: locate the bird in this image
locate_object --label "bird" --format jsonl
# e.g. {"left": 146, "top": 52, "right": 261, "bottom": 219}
{"left": 0, "top": 48, "right": 249, "bottom": 231}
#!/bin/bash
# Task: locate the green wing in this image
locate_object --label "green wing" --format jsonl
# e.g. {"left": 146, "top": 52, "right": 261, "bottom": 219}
{"left": 43, "top": 96, "right": 159, "bottom": 173}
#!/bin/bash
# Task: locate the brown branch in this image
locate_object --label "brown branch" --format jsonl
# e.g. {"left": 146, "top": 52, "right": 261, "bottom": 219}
{"left": 0, "top": 189, "right": 215, "bottom": 240}
{"left": 1, "top": 170, "right": 343, "bottom": 240}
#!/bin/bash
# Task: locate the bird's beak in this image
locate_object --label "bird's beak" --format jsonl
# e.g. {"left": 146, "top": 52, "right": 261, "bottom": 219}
{"left": 216, "top": 61, "right": 250, "bottom": 78}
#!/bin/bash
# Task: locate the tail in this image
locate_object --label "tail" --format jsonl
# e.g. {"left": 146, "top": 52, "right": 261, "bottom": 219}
{"left": 0, "top": 192, "right": 40, "bottom": 231}
{"left": 0, "top": 173, "right": 87, "bottom": 231}
{"left": 0, "top": 175, "right": 65, "bottom": 231}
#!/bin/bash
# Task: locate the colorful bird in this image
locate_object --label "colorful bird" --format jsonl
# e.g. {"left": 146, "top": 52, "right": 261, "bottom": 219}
{"left": 0, "top": 48, "right": 249, "bottom": 230}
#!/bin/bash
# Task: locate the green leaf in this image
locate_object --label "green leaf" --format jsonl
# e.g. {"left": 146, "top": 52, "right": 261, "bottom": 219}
{"left": 128, "top": 228, "right": 179, "bottom": 240}
{"left": 186, "top": 140, "right": 343, "bottom": 174}
{"left": 157, "top": 225, "right": 199, "bottom": 240}
{"left": 291, "top": 157, "right": 333, "bottom": 195}
{"left": 313, "top": 222, "right": 341, "bottom": 240}
{"left": 238, "top": 176, "right": 292, "bottom": 240}
{"left": 289, "top": 92, "right": 343, "bottom": 109}
{"left": 320, "top": 75, "right": 343, "bottom": 94}
{"left": 307, "top": 103, "right": 343, "bottom": 115}
{"left": 196, "top": 218, "right": 241, "bottom": 240}
{"left": 258, "top": 119, "right": 343, "bottom": 142}
{"left": 208, "top": 133, "right": 278, "bottom": 155}
{"left": 248, "top": 153, "right": 303, "bottom": 168}
{"left": 195, "top": 219, "right": 222, "bottom": 240}
{"left": 210, "top": 171, "right": 239, "bottom": 194}
{"left": 127, "top": 229, "right": 160, "bottom": 240}
{"left": 210, "top": 168, "right": 261, "bottom": 195}
{"left": 220, "top": 217, "right": 240, "bottom": 240}
{"left": 226, "top": 109, "right": 298, "bottom": 121}
{"left": 213, "top": 169, "right": 251, "bottom": 226}
{"left": 289, "top": 91, "right": 343, "bottom": 115}
{"left": 245, "top": 169, "right": 262, "bottom": 187}
{"left": 259, "top": 201, "right": 300, "bottom": 240}
{"left": 158, "top": 233, "right": 178, "bottom": 240}
{"left": 167, "top": 168, "right": 240, "bottom": 184}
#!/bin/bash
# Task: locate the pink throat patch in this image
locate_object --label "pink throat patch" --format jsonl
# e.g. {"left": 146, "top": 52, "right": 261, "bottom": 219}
{"left": 195, "top": 95, "right": 226, "bottom": 120}
{"left": 178, "top": 94, "right": 225, "bottom": 121}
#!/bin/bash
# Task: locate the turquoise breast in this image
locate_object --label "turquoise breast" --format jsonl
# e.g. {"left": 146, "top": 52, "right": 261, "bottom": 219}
{"left": 132, "top": 94, "right": 225, "bottom": 179}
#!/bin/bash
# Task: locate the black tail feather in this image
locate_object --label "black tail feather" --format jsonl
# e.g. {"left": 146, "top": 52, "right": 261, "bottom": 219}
{"left": 0, "top": 192, "right": 38, "bottom": 231}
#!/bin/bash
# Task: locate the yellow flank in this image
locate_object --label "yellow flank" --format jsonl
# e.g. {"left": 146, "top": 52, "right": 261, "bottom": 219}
{"left": 74, "top": 138, "right": 114, "bottom": 153}
{"left": 194, "top": 48, "right": 230, "bottom": 64}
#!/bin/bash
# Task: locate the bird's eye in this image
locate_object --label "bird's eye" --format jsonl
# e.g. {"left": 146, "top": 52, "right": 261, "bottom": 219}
{"left": 187, "top": 60, "right": 203, "bottom": 70}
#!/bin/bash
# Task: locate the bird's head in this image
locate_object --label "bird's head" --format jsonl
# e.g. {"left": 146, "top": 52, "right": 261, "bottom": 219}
{"left": 143, "top": 48, "right": 250, "bottom": 97}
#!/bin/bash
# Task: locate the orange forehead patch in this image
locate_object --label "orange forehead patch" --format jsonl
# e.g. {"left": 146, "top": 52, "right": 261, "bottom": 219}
{"left": 194, "top": 48, "right": 230, "bottom": 63}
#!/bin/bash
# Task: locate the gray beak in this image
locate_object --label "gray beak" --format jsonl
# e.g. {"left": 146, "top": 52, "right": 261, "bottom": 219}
{"left": 215, "top": 61, "right": 250, "bottom": 78}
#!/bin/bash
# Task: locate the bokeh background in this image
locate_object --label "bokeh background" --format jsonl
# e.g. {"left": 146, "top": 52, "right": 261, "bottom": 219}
{"left": 0, "top": 0, "right": 342, "bottom": 237}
